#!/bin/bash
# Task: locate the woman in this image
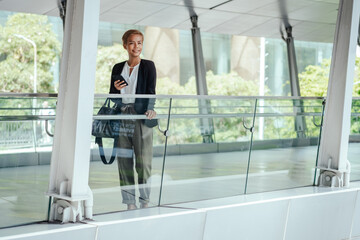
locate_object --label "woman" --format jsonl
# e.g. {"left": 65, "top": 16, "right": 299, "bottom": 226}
{"left": 109, "top": 29, "right": 157, "bottom": 210}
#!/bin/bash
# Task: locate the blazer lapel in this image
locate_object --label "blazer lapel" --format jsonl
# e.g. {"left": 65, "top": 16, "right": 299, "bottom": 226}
{"left": 136, "top": 60, "right": 144, "bottom": 94}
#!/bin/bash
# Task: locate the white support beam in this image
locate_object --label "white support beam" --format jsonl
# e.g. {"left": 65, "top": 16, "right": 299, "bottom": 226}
{"left": 283, "top": 26, "right": 307, "bottom": 138}
{"left": 191, "top": 15, "right": 208, "bottom": 96}
{"left": 284, "top": 26, "right": 301, "bottom": 98}
{"left": 191, "top": 15, "right": 214, "bottom": 143}
{"left": 318, "top": 0, "right": 360, "bottom": 187}
{"left": 46, "top": 0, "right": 100, "bottom": 222}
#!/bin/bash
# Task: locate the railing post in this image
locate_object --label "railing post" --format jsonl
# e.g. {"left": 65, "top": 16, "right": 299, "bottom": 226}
{"left": 46, "top": 0, "right": 100, "bottom": 222}
{"left": 317, "top": 0, "right": 360, "bottom": 187}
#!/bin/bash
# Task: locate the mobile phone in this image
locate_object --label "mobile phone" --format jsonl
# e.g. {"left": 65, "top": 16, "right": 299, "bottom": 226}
{"left": 116, "top": 74, "right": 128, "bottom": 86}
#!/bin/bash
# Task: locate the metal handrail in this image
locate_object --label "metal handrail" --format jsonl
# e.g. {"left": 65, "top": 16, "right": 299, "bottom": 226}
{"left": 3, "top": 94, "right": 360, "bottom": 122}
{"left": 0, "top": 111, "right": 328, "bottom": 122}
{"left": 0, "top": 93, "right": 58, "bottom": 97}
{"left": 0, "top": 92, "right": 325, "bottom": 100}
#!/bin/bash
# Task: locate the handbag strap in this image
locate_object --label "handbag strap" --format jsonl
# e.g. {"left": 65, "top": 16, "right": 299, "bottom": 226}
{"left": 103, "top": 98, "right": 120, "bottom": 112}
{"left": 95, "top": 137, "right": 118, "bottom": 165}
{"left": 103, "top": 98, "right": 110, "bottom": 108}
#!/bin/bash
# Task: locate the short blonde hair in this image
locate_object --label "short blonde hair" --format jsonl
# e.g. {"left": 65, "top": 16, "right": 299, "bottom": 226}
{"left": 122, "top": 29, "right": 144, "bottom": 45}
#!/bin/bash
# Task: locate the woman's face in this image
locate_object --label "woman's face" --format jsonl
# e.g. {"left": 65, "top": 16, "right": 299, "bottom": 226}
{"left": 123, "top": 34, "right": 143, "bottom": 59}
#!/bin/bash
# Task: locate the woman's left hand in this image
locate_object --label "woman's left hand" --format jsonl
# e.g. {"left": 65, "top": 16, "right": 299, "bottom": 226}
{"left": 145, "top": 110, "right": 156, "bottom": 120}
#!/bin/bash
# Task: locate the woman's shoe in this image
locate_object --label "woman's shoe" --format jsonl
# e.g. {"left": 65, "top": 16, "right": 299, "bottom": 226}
{"left": 140, "top": 203, "right": 148, "bottom": 208}
{"left": 127, "top": 204, "right": 137, "bottom": 210}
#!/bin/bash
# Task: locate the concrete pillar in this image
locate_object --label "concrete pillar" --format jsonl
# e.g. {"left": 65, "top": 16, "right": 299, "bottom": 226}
{"left": 47, "top": 0, "right": 100, "bottom": 222}
{"left": 318, "top": 0, "right": 360, "bottom": 187}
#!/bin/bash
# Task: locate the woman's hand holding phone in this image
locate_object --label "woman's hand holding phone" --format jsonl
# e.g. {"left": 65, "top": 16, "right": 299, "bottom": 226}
{"left": 114, "top": 75, "right": 128, "bottom": 90}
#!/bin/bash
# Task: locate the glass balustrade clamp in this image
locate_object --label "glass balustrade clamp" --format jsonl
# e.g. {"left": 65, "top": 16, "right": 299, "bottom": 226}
{"left": 45, "top": 120, "right": 54, "bottom": 137}
{"left": 242, "top": 117, "right": 253, "bottom": 133}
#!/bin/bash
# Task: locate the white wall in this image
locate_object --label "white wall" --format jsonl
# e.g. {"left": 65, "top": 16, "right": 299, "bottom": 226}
{"left": 2, "top": 186, "right": 360, "bottom": 240}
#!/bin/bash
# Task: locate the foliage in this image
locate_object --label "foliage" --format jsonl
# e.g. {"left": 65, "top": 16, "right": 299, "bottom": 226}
{"left": 257, "top": 103, "right": 323, "bottom": 140}
{"left": 355, "top": 57, "right": 360, "bottom": 95}
{"left": 0, "top": 13, "right": 60, "bottom": 93}
{"left": 299, "top": 57, "right": 360, "bottom": 96}
{"left": 95, "top": 44, "right": 128, "bottom": 93}
{"left": 156, "top": 70, "right": 262, "bottom": 96}
{"left": 184, "top": 71, "right": 262, "bottom": 96}
{"left": 299, "top": 57, "right": 360, "bottom": 134}
{"left": 351, "top": 99, "right": 360, "bottom": 134}
{"left": 154, "top": 72, "right": 262, "bottom": 144}
{"left": 156, "top": 77, "right": 187, "bottom": 95}
{"left": 298, "top": 59, "right": 331, "bottom": 97}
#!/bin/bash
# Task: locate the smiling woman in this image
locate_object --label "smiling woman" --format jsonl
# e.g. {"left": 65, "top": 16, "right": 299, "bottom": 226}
{"left": 108, "top": 29, "right": 157, "bottom": 210}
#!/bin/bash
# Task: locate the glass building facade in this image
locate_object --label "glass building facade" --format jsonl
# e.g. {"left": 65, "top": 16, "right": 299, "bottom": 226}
{"left": 0, "top": 10, "right": 336, "bottom": 97}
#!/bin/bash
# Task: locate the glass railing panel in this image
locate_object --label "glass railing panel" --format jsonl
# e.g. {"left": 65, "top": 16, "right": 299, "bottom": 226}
{"left": 90, "top": 95, "right": 169, "bottom": 213}
{"left": 349, "top": 98, "right": 360, "bottom": 181}
{"left": 0, "top": 96, "right": 56, "bottom": 229}
{"left": 246, "top": 98, "right": 324, "bottom": 194}
{"left": 159, "top": 97, "right": 255, "bottom": 205}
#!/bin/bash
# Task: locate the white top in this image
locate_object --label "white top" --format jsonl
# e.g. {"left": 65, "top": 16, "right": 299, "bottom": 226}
{"left": 120, "top": 61, "right": 140, "bottom": 104}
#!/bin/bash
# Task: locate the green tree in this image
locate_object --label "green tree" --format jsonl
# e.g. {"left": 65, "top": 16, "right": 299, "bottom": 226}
{"left": 299, "top": 57, "right": 360, "bottom": 135}
{"left": 299, "top": 57, "right": 360, "bottom": 96}
{"left": 95, "top": 44, "right": 128, "bottom": 93}
{"left": 0, "top": 13, "right": 61, "bottom": 93}
{"left": 156, "top": 71, "right": 262, "bottom": 96}
{"left": 182, "top": 71, "right": 261, "bottom": 96}
{"left": 154, "top": 71, "right": 262, "bottom": 144}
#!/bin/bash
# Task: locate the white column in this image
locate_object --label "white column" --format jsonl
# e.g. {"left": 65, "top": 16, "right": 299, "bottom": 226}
{"left": 47, "top": 0, "right": 100, "bottom": 222}
{"left": 318, "top": 0, "right": 360, "bottom": 187}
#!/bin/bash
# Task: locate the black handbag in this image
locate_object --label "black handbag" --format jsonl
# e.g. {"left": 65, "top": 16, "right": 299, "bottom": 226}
{"left": 92, "top": 98, "right": 120, "bottom": 164}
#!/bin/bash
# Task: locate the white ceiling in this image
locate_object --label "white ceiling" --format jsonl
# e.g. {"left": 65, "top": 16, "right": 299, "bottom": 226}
{"left": 0, "top": 0, "right": 339, "bottom": 42}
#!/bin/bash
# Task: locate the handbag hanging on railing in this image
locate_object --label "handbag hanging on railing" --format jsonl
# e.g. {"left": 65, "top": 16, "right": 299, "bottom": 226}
{"left": 92, "top": 98, "right": 121, "bottom": 164}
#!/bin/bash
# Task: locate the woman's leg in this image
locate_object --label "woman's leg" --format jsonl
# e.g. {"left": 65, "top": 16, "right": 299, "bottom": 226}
{"left": 133, "top": 120, "right": 153, "bottom": 207}
{"left": 116, "top": 122, "right": 137, "bottom": 207}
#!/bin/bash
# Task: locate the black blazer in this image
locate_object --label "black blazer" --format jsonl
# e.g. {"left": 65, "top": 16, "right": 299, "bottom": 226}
{"left": 109, "top": 59, "right": 156, "bottom": 114}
